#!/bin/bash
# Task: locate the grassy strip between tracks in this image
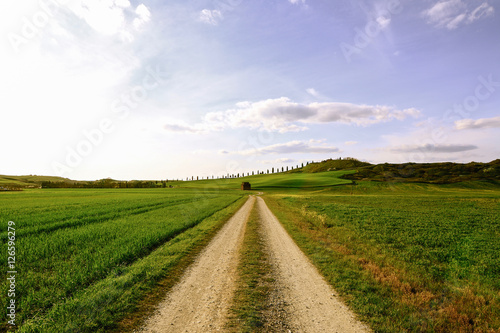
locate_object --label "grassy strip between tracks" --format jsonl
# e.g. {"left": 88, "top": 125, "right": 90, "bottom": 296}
{"left": 228, "top": 202, "right": 272, "bottom": 332}
{"left": 14, "top": 196, "right": 248, "bottom": 333}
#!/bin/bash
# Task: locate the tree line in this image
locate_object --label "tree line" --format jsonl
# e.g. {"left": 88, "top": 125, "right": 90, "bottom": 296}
{"left": 185, "top": 162, "right": 310, "bottom": 181}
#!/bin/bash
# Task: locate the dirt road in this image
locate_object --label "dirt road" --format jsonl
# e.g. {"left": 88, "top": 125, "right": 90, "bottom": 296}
{"left": 140, "top": 195, "right": 370, "bottom": 332}
{"left": 140, "top": 196, "right": 255, "bottom": 332}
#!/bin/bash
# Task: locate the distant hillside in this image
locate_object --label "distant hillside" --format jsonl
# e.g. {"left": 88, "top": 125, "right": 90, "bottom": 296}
{"left": 0, "top": 175, "right": 73, "bottom": 189}
{"left": 295, "top": 158, "right": 371, "bottom": 173}
{"left": 342, "top": 160, "right": 500, "bottom": 184}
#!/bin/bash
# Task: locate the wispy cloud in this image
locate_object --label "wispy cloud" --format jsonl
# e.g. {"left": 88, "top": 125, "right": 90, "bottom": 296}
{"left": 163, "top": 123, "right": 207, "bottom": 134}
{"left": 422, "top": 1, "right": 494, "bottom": 30}
{"left": 455, "top": 116, "right": 500, "bottom": 130}
{"left": 289, "top": 0, "right": 306, "bottom": 4}
{"left": 390, "top": 143, "right": 478, "bottom": 153}
{"left": 225, "top": 140, "right": 340, "bottom": 156}
{"left": 199, "top": 9, "right": 223, "bottom": 25}
{"left": 163, "top": 97, "right": 420, "bottom": 134}
{"left": 260, "top": 158, "right": 296, "bottom": 164}
{"left": 306, "top": 88, "right": 320, "bottom": 97}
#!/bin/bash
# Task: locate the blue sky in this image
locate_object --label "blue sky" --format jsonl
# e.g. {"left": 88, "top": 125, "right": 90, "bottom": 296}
{"left": 1, "top": 0, "right": 499, "bottom": 180}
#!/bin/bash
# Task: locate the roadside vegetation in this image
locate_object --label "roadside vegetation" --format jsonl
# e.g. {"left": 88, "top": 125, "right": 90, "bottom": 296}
{"left": 264, "top": 181, "right": 500, "bottom": 332}
{"left": 0, "top": 189, "right": 245, "bottom": 332}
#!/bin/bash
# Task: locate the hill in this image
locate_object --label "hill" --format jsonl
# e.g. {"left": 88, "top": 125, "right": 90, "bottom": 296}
{"left": 178, "top": 170, "right": 354, "bottom": 190}
{"left": 297, "top": 158, "right": 371, "bottom": 173}
{"left": 342, "top": 159, "right": 500, "bottom": 184}
{"left": 0, "top": 175, "right": 73, "bottom": 189}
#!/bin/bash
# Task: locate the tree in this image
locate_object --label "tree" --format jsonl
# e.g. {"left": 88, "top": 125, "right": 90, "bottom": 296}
{"left": 272, "top": 167, "right": 274, "bottom": 173}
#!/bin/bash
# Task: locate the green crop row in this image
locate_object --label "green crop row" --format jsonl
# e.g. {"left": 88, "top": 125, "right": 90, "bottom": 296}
{"left": 0, "top": 189, "right": 244, "bottom": 330}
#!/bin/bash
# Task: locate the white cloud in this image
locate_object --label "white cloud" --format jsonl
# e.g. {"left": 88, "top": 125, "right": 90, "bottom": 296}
{"left": 345, "top": 141, "right": 358, "bottom": 146}
{"left": 390, "top": 143, "right": 478, "bottom": 153}
{"left": 468, "top": 2, "right": 495, "bottom": 23}
{"left": 64, "top": 1, "right": 151, "bottom": 38}
{"left": 225, "top": 140, "right": 340, "bottom": 156}
{"left": 164, "top": 97, "right": 420, "bottom": 134}
{"left": 455, "top": 116, "right": 500, "bottom": 130}
{"left": 376, "top": 16, "right": 391, "bottom": 29}
{"left": 115, "top": 0, "right": 131, "bottom": 8}
{"left": 199, "top": 9, "right": 223, "bottom": 25}
{"left": 446, "top": 13, "right": 466, "bottom": 29}
{"left": 423, "top": 1, "right": 494, "bottom": 30}
{"left": 289, "top": 0, "right": 306, "bottom": 4}
{"left": 133, "top": 4, "right": 151, "bottom": 29}
{"left": 306, "top": 88, "right": 319, "bottom": 97}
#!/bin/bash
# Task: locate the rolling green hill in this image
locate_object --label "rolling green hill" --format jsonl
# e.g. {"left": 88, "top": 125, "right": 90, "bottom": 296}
{"left": 178, "top": 170, "right": 355, "bottom": 190}
{"left": 0, "top": 175, "right": 73, "bottom": 189}
{"left": 3, "top": 158, "right": 499, "bottom": 190}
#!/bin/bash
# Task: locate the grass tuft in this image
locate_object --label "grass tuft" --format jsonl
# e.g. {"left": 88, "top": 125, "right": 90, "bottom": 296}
{"left": 227, "top": 201, "right": 271, "bottom": 332}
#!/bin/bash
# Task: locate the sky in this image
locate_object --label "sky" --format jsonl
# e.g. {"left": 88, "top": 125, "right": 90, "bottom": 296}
{"left": 0, "top": 0, "right": 499, "bottom": 180}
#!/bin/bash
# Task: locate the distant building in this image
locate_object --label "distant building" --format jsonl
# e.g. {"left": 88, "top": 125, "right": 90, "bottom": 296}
{"left": 241, "top": 182, "right": 251, "bottom": 190}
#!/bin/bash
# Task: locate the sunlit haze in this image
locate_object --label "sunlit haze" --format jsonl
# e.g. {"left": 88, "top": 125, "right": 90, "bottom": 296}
{"left": 1, "top": 0, "right": 499, "bottom": 180}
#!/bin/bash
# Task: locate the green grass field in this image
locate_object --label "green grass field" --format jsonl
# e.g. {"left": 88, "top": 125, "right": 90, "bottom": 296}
{"left": 264, "top": 181, "right": 500, "bottom": 332}
{"left": 2, "top": 168, "right": 499, "bottom": 332}
{"left": 0, "top": 188, "right": 245, "bottom": 332}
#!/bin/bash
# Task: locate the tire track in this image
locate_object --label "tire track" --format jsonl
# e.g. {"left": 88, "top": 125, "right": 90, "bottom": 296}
{"left": 256, "top": 196, "right": 371, "bottom": 332}
{"left": 139, "top": 196, "right": 255, "bottom": 332}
